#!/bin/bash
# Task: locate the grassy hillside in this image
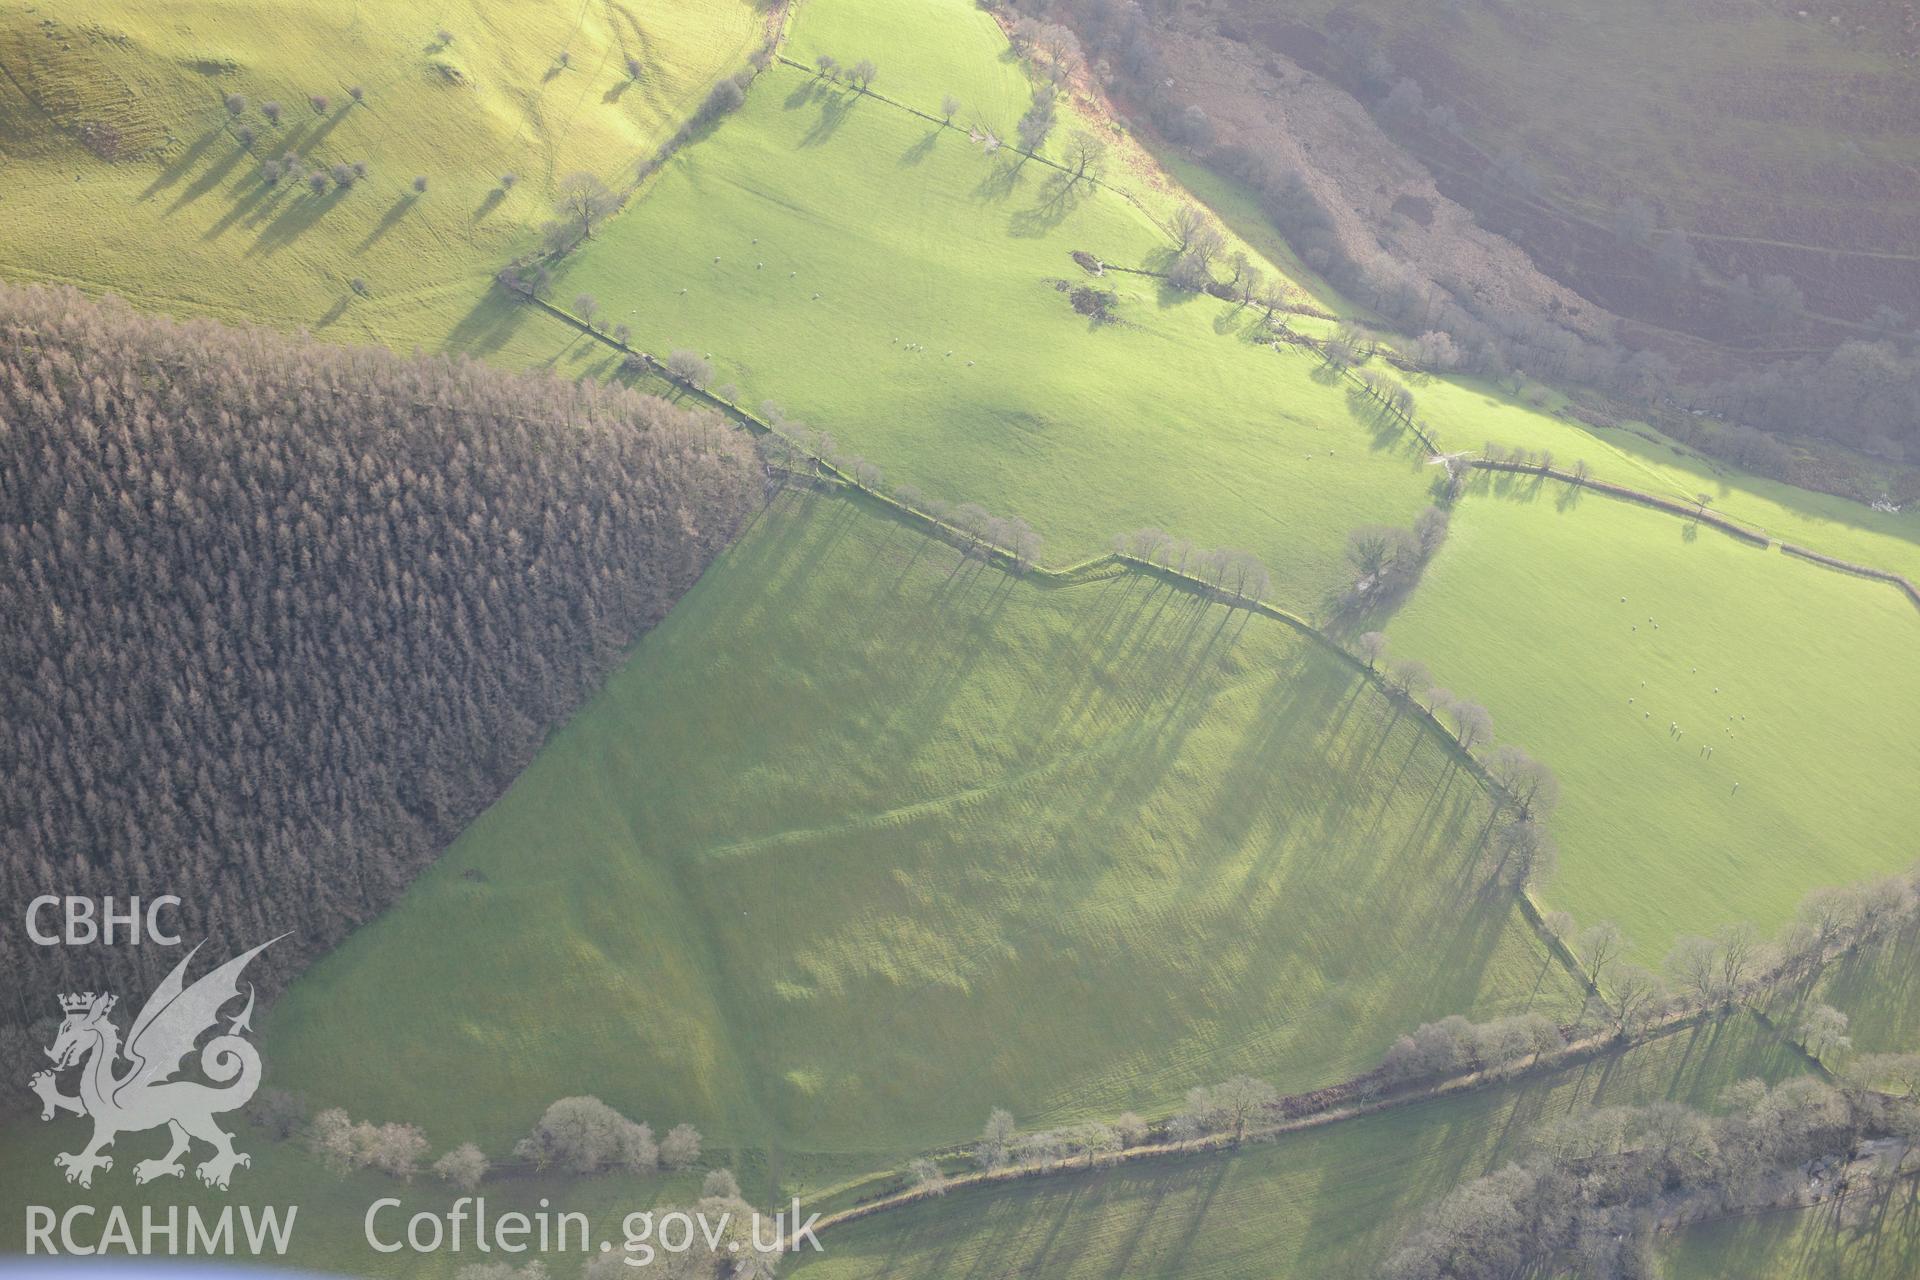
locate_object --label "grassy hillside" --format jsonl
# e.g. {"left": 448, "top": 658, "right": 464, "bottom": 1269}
{"left": 0, "top": 0, "right": 762, "bottom": 356}
{"left": 537, "top": 0, "right": 1920, "bottom": 964}
{"left": 785, "top": 1013, "right": 1807, "bottom": 1279}
{"left": 1408, "top": 373, "right": 1920, "bottom": 584}
{"left": 550, "top": 2, "right": 1443, "bottom": 611}
{"left": 1381, "top": 477, "right": 1920, "bottom": 959}
{"left": 264, "top": 491, "right": 1579, "bottom": 1158}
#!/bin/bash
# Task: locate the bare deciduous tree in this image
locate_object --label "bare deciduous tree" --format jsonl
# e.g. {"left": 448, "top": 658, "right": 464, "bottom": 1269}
{"left": 1799, "top": 1004, "right": 1851, "bottom": 1060}
{"left": 1666, "top": 935, "right": 1720, "bottom": 1006}
{"left": 659, "top": 1123, "right": 701, "bottom": 1170}
{"left": 975, "top": 1107, "right": 1017, "bottom": 1170}
{"left": 1607, "top": 964, "right": 1668, "bottom": 1035}
{"left": 1576, "top": 922, "right": 1625, "bottom": 988}
{"left": 907, "top": 1157, "right": 946, "bottom": 1195}
{"left": 1447, "top": 700, "right": 1493, "bottom": 750}
{"left": 556, "top": 172, "right": 618, "bottom": 240}
{"left": 433, "top": 1143, "right": 489, "bottom": 1191}
{"left": 1357, "top": 631, "right": 1390, "bottom": 670}
{"left": 666, "top": 349, "right": 714, "bottom": 389}
{"left": 1171, "top": 204, "right": 1208, "bottom": 253}
{"left": 1388, "top": 657, "right": 1431, "bottom": 698}
{"left": 1063, "top": 129, "right": 1108, "bottom": 187}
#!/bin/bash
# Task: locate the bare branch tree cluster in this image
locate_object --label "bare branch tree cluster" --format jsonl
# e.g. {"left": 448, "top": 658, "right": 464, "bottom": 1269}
{"left": 1116, "top": 528, "right": 1271, "bottom": 604}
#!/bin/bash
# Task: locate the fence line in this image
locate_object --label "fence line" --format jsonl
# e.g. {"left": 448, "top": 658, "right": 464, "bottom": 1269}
{"left": 783, "top": 1005, "right": 1784, "bottom": 1249}
{"left": 1778, "top": 542, "right": 1920, "bottom": 611}
{"left": 1466, "top": 459, "right": 1773, "bottom": 545}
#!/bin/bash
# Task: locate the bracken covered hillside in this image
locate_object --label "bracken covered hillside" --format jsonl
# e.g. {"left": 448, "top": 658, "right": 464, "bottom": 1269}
{"left": 0, "top": 284, "right": 761, "bottom": 1039}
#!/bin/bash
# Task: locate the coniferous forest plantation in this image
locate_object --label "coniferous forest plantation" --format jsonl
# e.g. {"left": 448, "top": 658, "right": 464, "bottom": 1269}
{"left": 1, "top": 2, "right": 1916, "bottom": 1279}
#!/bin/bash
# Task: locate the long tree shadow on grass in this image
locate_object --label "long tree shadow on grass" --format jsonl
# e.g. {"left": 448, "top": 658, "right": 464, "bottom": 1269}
{"left": 353, "top": 193, "right": 419, "bottom": 254}
{"left": 798, "top": 84, "right": 858, "bottom": 148}
{"left": 974, "top": 151, "right": 1032, "bottom": 204}
{"left": 440, "top": 284, "right": 543, "bottom": 359}
{"left": 899, "top": 125, "right": 943, "bottom": 167}
{"left": 245, "top": 184, "right": 350, "bottom": 257}
{"left": 139, "top": 126, "right": 224, "bottom": 201}
{"left": 1008, "top": 171, "right": 1088, "bottom": 238}
{"left": 202, "top": 167, "right": 290, "bottom": 242}
{"left": 165, "top": 132, "right": 253, "bottom": 216}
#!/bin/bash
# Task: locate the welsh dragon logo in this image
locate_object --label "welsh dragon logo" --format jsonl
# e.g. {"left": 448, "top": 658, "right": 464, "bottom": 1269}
{"left": 30, "top": 937, "right": 281, "bottom": 1190}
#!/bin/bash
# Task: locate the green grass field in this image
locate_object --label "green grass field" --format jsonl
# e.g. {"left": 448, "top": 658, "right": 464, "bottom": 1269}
{"left": 535, "top": 0, "right": 1920, "bottom": 974}
{"left": 1404, "top": 370, "right": 1920, "bottom": 584}
{"left": 263, "top": 491, "right": 1578, "bottom": 1159}
{"left": 1380, "top": 476, "right": 1920, "bottom": 959}
{"left": 0, "top": 0, "right": 761, "bottom": 357}
{"left": 1767, "top": 922, "right": 1920, "bottom": 1062}
{"left": 2, "top": 2, "right": 1914, "bottom": 1276}
{"left": 551, "top": 0, "right": 1445, "bottom": 611}
{"left": 1662, "top": 1197, "right": 1920, "bottom": 1280}
{"left": 784, "top": 1012, "right": 1807, "bottom": 1279}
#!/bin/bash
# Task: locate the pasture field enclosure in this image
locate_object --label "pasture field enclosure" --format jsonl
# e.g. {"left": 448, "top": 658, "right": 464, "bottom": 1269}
{"left": 263, "top": 491, "right": 1580, "bottom": 1158}
{"left": 1381, "top": 476, "right": 1920, "bottom": 959}
{"left": 551, "top": 1, "right": 1447, "bottom": 612}
{"left": 1, "top": 0, "right": 1916, "bottom": 1276}
{"left": 545, "top": 0, "right": 1920, "bottom": 967}
{"left": 0, "top": 0, "right": 761, "bottom": 356}
{"left": 784, "top": 1012, "right": 1808, "bottom": 1279}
